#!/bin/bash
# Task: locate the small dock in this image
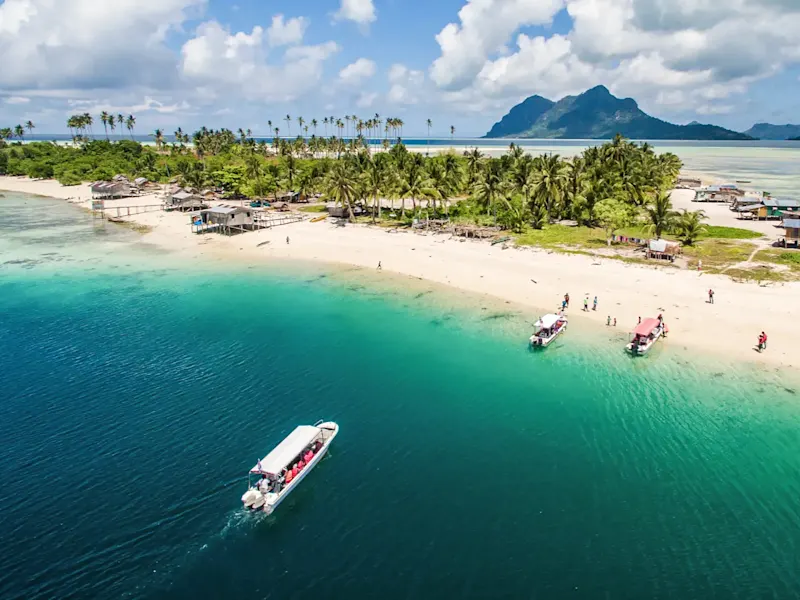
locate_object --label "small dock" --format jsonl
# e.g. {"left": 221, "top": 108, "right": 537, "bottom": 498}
{"left": 254, "top": 212, "right": 305, "bottom": 228}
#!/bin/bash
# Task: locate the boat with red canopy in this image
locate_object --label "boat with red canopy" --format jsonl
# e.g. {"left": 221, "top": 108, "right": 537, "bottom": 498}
{"left": 626, "top": 317, "right": 666, "bottom": 355}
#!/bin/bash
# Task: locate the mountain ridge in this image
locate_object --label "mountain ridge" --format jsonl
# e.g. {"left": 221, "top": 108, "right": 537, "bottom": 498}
{"left": 743, "top": 123, "right": 800, "bottom": 140}
{"left": 483, "top": 86, "right": 753, "bottom": 141}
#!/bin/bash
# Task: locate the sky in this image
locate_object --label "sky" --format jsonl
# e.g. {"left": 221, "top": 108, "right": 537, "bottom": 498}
{"left": 1, "top": 0, "right": 799, "bottom": 137}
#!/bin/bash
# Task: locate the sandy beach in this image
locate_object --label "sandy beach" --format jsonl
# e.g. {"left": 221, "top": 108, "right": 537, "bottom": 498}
{"left": 2, "top": 175, "right": 798, "bottom": 368}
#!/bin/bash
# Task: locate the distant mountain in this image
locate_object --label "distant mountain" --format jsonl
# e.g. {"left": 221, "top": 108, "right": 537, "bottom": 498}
{"left": 483, "top": 86, "right": 753, "bottom": 140}
{"left": 743, "top": 123, "right": 800, "bottom": 140}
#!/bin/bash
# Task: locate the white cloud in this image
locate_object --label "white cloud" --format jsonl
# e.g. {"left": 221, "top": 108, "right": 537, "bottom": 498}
{"left": 356, "top": 91, "right": 378, "bottom": 108}
{"left": 430, "top": 0, "right": 565, "bottom": 90}
{"left": 0, "top": 0, "right": 206, "bottom": 91}
{"left": 180, "top": 21, "right": 339, "bottom": 102}
{"left": 428, "top": 0, "right": 800, "bottom": 116}
{"left": 387, "top": 64, "right": 425, "bottom": 105}
{"left": 334, "top": 0, "right": 376, "bottom": 25}
{"left": 72, "top": 96, "right": 191, "bottom": 116}
{"left": 339, "top": 58, "right": 377, "bottom": 84}
{"left": 267, "top": 14, "right": 308, "bottom": 47}
{"left": 5, "top": 96, "right": 31, "bottom": 104}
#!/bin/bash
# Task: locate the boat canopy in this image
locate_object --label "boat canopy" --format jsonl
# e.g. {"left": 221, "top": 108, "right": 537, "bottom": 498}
{"left": 251, "top": 425, "right": 320, "bottom": 475}
{"left": 536, "top": 313, "right": 562, "bottom": 329}
{"left": 634, "top": 318, "right": 660, "bottom": 337}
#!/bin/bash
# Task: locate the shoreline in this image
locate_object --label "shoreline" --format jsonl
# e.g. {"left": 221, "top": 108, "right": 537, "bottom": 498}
{"left": 3, "top": 175, "right": 800, "bottom": 370}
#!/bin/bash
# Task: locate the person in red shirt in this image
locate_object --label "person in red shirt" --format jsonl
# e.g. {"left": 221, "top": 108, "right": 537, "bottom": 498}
{"left": 284, "top": 468, "right": 294, "bottom": 484}
{"left": 304, "top": 450, "right": 314, "bottom": 463}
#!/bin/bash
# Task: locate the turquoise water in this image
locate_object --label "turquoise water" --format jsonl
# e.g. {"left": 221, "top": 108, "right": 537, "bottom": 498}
{"left": 2, "top": 194, "right": 800, "bottom": 598}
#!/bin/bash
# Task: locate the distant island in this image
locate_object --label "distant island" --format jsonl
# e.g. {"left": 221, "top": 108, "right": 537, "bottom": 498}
{"left": 790, "top": 136, "right": 800, "bottom": 141}
{"left": 743, "top": 123, "right": 800, "bottom": 140}
{"left": 484, "top": 86, "right": 753, "bottom": 141}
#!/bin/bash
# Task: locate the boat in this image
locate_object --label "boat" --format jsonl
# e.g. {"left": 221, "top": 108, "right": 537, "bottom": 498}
{"left": 310, "top": 214, "right": 327, "bottom": 223}
{"left": 529, "top": 313, "right": 567, "bottom": 347}
{"left": 241, "top": 421, "right": 338, "bottom": 514}
{"left": 625, "top": 318, "right": 666, "bottom": 355}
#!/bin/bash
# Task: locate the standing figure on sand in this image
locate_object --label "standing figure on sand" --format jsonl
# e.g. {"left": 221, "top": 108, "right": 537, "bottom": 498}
{"left": 757, "top": 331, "right": 768, "bottom": 352}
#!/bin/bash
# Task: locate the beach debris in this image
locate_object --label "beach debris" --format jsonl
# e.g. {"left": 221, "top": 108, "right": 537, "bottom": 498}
{"left": 531, "top": 279, "right": 538, "bottom": 284}
{"left": 257, "top": 241, "right": 270, "bottom": 247}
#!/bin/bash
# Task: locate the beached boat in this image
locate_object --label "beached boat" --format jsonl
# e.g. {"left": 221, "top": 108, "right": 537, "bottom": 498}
{"left": 310, "top": 215, "right": 327, "bottom": 223}
{"left": 626, "top": 318, "right": 665, "bottom": 355}
{"left": 241, "top": 421, "right": 338, "bottom": 514}
{"left": 529, "top": 313, "right": 567, "bottom": 348}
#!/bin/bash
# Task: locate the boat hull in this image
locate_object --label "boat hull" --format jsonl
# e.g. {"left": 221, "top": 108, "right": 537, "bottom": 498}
{"left": 530, "top": 323, "right": 567, "bottom": 348}
{"left": 245, "top": 421, "right": 338, "bottom": 515}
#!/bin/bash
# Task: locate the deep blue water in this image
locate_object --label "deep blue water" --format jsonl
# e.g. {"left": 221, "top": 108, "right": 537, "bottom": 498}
{"left": 2, "top": 194, "right": 800, "bottom": 599}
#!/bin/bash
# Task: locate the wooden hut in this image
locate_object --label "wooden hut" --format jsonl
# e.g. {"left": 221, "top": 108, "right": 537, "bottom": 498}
{"left": 91, "top": 181, "right": 131, "bottom": 199}
{"left": 194, "top": 206, "right": 255, "bottom": 235}
{"left": 782, "top": 218, "right": 800, "bottom": 248}
{"left": 646, "top": 239, "right": 680, "bottom": 261}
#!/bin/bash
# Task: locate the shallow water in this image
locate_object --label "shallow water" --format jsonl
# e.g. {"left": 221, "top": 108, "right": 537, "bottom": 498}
{"left": 2, "top": 193, "right": 800, "bottom": 599}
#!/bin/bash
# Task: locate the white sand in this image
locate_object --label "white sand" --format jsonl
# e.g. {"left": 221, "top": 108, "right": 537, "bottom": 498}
{"left": 3, "top": 176, "right": 798, "bottom": 369}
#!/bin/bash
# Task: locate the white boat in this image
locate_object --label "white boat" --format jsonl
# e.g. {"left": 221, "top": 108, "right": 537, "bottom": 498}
{"left": 625, "top": 317, "right": 666, "bottom": 355}
{"left": 241, "top": 420, "right": 338, "bottom": 515}
{"left": 529, "top": 313, "right": 567, "bottom": 347}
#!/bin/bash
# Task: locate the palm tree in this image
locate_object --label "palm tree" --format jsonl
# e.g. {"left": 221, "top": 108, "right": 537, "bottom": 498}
{"left": 285, "top": 114, "right": 291, "bottom": 138}
{"left": 531, "top": 153, "right": 566, "bottom": 219}
{"left": 646, "top": 191, "right": 678, "bottom": 239}
{"left": 14, "top": 124, "right": 25, "bottom": 141}
{"left": 100, "top": 111, "right": 110, "bottom": 139}
{"left": 473, "top": 160, "right": 503, "bottom": 216}
{"left": 464, "top": 147, "right": 483, "bottom": 187}
{"left": 325, "top": 160, "right": 359, "bottom": 222}
{"left": 297, "top": 116, "right": 305, "bottom": 138}
{"left": 426, "top": 118, "right": 432, "bottom": 153}
{"left": 450, "top": 125, "right": 455, "bottom": 141}
{"left": 115, "top": 114, "right": 124, "bottom": 139}
{"left": 25, "top": 120, "right": 35, "bottom": 138}
{"left": 400, "top": 155, "right": 431, "bottom": 218}
{"left": 126, "top": 115, "right": 136, "bottom": 140}
{"left": 1, "top": 127, "right": 13, "bottom": 142}
{"left": 675, "top": 209, "right": 707, "bottom": 245}
{"left": 311, "top": 118, "right": 318, "bottom": 137}
{"left": 363, "top": 155, "right": 387, "bottom": 223}
{"left": 108, "top": 117, "right": 116, "bottom": 138}
{"left": 152, "top": 129, "right": 164, "bottom": 151}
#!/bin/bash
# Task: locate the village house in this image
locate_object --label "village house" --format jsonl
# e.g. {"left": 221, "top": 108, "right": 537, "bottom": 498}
{"left": 91, "top": 180, "right": 131, "bottom": 199}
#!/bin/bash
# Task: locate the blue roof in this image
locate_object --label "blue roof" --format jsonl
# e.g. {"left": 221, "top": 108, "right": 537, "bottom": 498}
{"left": 764, "top": 197, "right": 800, "bottom": 208}
{"left": 783, "top": 219, "right": 800, "bottom": 229}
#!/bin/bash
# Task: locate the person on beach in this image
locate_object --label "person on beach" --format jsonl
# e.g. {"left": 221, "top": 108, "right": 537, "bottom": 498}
{"left": 377, "top": 261, "right": 382, "bottom": 270}
{"left": 708, "top": 289, "right": 714, "bottom": 304}
{"left": 583, "top": 297, "right": 589, "bottom": 312}
{"left": 607, "top": 315, "right": 611, "bottom": 326}
{"left": 286, "top": 236, "right": 290, "bottom": 244}
{"left": 698, "top": 259, "right": 703, "bottom": 272}
{"left": 564, "top": 293, "right": 570, "bottom": 308}
{"left": 758, "top": 331, "right": 768, "bottom": 352}
{"left": 638, "top": 316, "right": 642, "bottom": 324}
{"left": 613, "top": 318, "right": 617, "bottom": 327}
{"left": 593, "top": 296, "right": 598, "bottom": 311}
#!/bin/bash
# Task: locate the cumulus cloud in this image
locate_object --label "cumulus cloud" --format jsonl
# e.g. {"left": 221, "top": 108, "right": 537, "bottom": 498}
{"left": 387, "top": 64, "right": 425, "bottom": 105}
{"left": 428, "top": 0, "right": 800, "bottom": 116}
{"left": 334, "top": 0, "right": 376, "bottom": 25}
{"left": 267, "top": 14, "right": 308, "bottom": 47}
{"left": 180, "top": 21, "right": 339, "bottom": 102}
{"left": 0, "top": 0, "right": 205, "bottom": 91}
{"left": 430, "top": 0, "right": 565, "bottom": 90}
{"left": 339, "top": 58, "right": 377, "bottom": 84}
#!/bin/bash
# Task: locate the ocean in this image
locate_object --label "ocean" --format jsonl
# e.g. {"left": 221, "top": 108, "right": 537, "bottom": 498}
{"left": 2, "top": 191, "right": 800, "bottom": 599}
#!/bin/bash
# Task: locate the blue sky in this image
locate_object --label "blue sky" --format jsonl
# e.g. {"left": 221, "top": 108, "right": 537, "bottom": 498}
{"left": 0, "top": 0, "right": 798, "bottom": 137}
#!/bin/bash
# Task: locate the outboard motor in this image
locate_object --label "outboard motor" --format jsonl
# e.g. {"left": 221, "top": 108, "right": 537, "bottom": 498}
{"left": 241, "top": 488, "right": 261, "bottom": 508}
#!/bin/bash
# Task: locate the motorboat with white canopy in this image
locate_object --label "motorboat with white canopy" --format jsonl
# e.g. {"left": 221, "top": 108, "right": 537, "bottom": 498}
{"left": 241, "top": 421, "right": 338, "bottom": 514}
{"left": 529, "top": 313, "right": 567, "bottom": 347}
